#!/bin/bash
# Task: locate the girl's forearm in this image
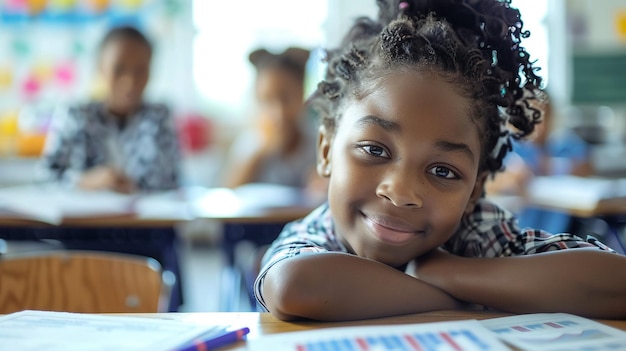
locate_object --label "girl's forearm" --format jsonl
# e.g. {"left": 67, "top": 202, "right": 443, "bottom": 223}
{"left": 263, "top": 253, "right": 460, "bottom": 321}
{"left": 418, "top": 250, "right": 626, "bottom": 318}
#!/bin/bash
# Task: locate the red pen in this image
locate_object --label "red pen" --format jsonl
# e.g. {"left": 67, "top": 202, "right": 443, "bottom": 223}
{"left": 175, "top": 327, "right": 250, "bottom": 351}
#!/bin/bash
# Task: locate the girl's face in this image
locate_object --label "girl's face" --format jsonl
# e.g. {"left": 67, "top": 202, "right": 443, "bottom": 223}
{"left": 256, "top": 67, "right": 304, "bottom": 133}
{"left": 99, "top": 38, "right": 151, "bottom": 117}
{"left": 317, "top": 71, "right": 485, "bottom": 267}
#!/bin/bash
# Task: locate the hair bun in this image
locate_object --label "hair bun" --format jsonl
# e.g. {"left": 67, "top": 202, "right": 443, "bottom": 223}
{"left": 248, "top": 47, "right": 311, "bottom": 69}
{"left": 248, "top": 49, "right": 272, "bottom": 66}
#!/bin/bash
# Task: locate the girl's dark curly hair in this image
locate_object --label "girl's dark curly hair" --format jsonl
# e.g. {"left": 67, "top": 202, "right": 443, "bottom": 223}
{"left": 310, "top": 0, "right": 544, "bottom": 174}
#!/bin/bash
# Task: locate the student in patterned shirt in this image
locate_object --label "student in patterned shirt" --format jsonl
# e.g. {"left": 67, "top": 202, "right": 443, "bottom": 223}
{"left": 255, "top": 0, "right": 626, "bottom": 321}
{"left": 41, "top": 26, "right": 180, "bottom": 193}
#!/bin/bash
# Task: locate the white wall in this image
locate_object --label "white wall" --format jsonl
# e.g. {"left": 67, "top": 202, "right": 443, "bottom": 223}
{"left": 323, "top": 0, "right": 378, "bottom": 48}
{"left": 567, "top": 0, "right": 626, "bottom": 50}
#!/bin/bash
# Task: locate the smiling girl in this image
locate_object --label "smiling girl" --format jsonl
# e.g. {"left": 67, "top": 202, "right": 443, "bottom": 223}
{"left": 254, "top": 0, "right": 626, "bottom": 321}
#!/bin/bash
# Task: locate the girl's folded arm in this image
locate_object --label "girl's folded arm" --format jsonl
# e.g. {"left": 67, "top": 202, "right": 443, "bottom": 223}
{"left": 416, "top": 249, "right": 626, "bottom": 319}
{"left": 262, "top": 252, "right": 461, "bottom": 321}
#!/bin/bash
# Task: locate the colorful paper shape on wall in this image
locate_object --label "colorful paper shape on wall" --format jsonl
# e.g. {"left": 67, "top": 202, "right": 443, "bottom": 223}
{"left": 49, "top": 0, "right": 76, "bottom": 10}
{"left": 5, "top": 0, "right": 28, "bottom": 12}
{"left": 78, "top": 0, "right": 110, "bottom": 15}
{"left": 33, "top": 62, "right": 54, "bottom": 83}
{"left": 54, "top": 61, "right": 76, "bottom": 88}
{"left": 21, "top": 76, "right": 42, "bottom": 100}
{"left": 0, "top": 67, "right": 13, "bottom": 90}
{"left": 118, "top": 0, "right": 143, "bottom": 11}
{"left": 616, "top": 10, "right": 626, "bottom": 40}
{"left": 26, "top": 0, "right": 47, "bottom": 15}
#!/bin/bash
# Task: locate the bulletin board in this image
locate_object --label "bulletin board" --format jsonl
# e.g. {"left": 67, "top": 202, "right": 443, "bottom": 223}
{"left": 0, "top": 0, "right": 190, "bottom": 157}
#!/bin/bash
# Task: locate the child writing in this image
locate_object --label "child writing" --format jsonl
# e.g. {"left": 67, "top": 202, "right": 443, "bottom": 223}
{"left": 255, "top": 0, "right": 626, "bottom": 321}
{"left": 41, "top": 26, "right": 180, "bottom": 193}
{"left": 224, "top": 47, "right": 317, "bottom": 189}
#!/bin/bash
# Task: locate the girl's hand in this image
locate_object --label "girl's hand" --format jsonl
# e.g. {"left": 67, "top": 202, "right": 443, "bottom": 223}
{"left": 78, "top": 166, "right": 136, "bottom": 194}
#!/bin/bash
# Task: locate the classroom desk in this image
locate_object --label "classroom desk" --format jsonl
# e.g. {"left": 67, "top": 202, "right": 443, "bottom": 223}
{"left": 212, "top": 207, "right": 313, "bottom": 312}
{"left": 0, "top": 216, "right": 187, "bottom": 311}
{"left": 491, "top": 176, "right": 626, "bottom": 254}
{"left": 528, "top": 196, "right": 626, "bottom": 254}
{"left": 0, "top": 185, "right": 316, "bottom": 312}
{"left": 131, "top": 311, "right": 626, "bottom": 350}
{"left": 530, "top": 196, "right": 626, "bottom": 219}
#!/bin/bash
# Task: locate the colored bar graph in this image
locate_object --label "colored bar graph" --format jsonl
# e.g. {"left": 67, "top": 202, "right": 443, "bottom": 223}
{"left": 294, "top": 329, "right": 494, "bottom": 351}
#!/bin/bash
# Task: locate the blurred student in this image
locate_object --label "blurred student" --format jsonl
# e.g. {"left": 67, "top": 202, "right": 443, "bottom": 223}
{"left": 224, "top": 47, "right": 318, "bottom": 189}
{"left": 41, "top": 26, "right": 180, "bottom": 193}
{"left": 486, "top": 95, "right": 593, "bottom": 232}
{"left": 488, "top": 96, "right": 592, "bottom": 194}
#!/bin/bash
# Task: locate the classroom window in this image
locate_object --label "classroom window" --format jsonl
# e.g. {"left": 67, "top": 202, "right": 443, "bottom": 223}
{"left": 192, "top": 0, "right": 327, "bottom": 120}
{"left": 511, "top": 0, "right": 550, "bottom": 85}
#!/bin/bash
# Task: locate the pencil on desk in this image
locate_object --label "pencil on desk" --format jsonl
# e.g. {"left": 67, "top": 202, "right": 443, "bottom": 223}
{"left": 175, "top": 327, "right": 250, "bottom": 351}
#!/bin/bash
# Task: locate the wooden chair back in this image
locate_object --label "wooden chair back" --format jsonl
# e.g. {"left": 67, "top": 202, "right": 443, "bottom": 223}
{"left": 0, "top": 251, "right": 169, "bottom": 313}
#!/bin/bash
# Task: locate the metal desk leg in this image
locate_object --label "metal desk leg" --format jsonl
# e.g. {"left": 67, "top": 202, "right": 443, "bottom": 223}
{"left": 219, "top": 223, "right": 284, "bottom": 312}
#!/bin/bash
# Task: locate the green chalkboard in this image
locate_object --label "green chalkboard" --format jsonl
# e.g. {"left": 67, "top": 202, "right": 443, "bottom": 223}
{"left": 572, "top": 51, "right": 626, "bottom": 104}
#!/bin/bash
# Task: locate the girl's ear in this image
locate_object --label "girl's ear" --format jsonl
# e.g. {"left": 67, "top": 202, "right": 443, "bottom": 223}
{"left": 465, "top": 171, "right": 488, "bottom": 215}
{"left": 316, "top": 125, "right": 332, "bottom": 178}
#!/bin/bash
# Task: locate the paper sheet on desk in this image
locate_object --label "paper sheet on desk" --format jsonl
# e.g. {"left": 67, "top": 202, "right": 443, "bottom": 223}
{"left": 134, "top": 190, "right": 193, "bottom": 220}
{"left": 480, "top": 313, "right": 626, "bottom": 351}
{"left": 527, "top": 176, "right": 626, "bottom": 211}
{"left": 0, "top": 195, "right": 61, "bottom": 224}
{"left": 189, "top": 183, "right": 313, "bottom": 217}
{"left": 248, "top": 319, "right": 509, "bottom": 351}
{"left": 0, "top": 184, "right": 134, "bottom": 223}
{"left": 0, "top": 310, "right": 217, "bottom": 351}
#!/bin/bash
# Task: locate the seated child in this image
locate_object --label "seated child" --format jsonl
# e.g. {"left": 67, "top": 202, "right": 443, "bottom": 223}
{"left": 254, "top": 0, "right": 626, "bottom": 321}
{"left": 41, "top": 26, "right": 180, "bottom": 193}
{"left": 224, "top": 47, "right": 317, "bottom": 189}
{"left": 487, "top": 95, "right": 594, "bottom": 233}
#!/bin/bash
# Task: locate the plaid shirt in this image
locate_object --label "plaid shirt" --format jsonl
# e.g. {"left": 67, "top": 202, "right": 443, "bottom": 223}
{"left": 254, "top": 198, "right": 613, "bottom": 310}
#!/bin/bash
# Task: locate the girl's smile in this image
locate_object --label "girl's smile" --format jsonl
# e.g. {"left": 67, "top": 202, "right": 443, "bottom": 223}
{"left": 361, "top": 211, "right": 424, "bottom": 246}
{"left": 318, "top": 70, "right": 485, "bottom": 267}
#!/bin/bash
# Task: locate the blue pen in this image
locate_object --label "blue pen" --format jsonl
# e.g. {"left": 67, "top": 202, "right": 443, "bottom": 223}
{"left": 175, "top": 327, "right": 250, "bottom": 351}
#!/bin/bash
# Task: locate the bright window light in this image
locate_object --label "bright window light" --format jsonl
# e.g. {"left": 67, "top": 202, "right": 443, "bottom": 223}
{"left": 511, "top": 0, "right": 550, "bottom": 86}
{"left": 192, "top": 1, "right": 328, "bottom": 120}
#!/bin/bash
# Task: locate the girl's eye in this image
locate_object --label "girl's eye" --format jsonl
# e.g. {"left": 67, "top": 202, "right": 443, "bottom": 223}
{"left": 428, "top": 166, "right": 458, "bottom": 179}
{"left": 362, "top": 145, "right": 389, "bottom": 158}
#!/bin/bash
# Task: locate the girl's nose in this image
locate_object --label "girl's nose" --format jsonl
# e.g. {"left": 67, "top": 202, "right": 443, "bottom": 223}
{"left": 375, "top": 168, "right": 424, "bottom": 209}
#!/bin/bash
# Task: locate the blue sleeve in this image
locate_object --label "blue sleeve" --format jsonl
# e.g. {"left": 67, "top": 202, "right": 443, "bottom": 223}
{"left": 548, "top": 130, "right": 588, "bottom": 162}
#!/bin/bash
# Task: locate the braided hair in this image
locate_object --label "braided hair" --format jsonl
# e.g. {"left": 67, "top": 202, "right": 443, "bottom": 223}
{"left": 311, "top": 0, "right": 544, "bottom": 174}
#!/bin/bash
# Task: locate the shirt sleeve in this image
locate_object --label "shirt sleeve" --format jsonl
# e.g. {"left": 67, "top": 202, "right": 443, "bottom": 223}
{"left": 38, "top": 106, "right": 85, "bottom": 186}
{"left": 254, "top": 204, "right": 342, "bottom": 311}
{"left": 444, "top": 198, "right": 616, "bottom": 257}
